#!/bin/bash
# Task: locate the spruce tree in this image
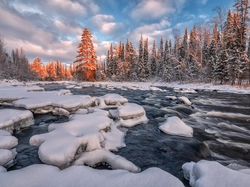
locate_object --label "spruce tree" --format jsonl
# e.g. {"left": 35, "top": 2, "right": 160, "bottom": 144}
{"left": 75, "top": 28, "right": 97, "bottom": 81}
{"left": 150, "top": 40, "right": 157, "bottom": 77}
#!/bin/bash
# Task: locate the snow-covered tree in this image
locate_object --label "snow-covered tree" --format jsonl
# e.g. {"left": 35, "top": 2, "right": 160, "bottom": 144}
{"left": 150, "top": 40, "right": 157, "bottom": 77}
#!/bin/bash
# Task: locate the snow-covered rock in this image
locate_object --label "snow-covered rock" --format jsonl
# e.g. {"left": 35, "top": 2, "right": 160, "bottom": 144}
{"left": 159, "top": 116, "right": 193, "bottom": 137}
{"left": 0, "top": 130, "right": 18, "bottom": 167}
{"left": 74, "top": 148, "right": 140, "bottom": 173}
{"left": 0, "top": 164, "right": 184, "bottom": 187}
{"left": 97, "top": 93, "right": 128, "bottom": 108}
{"left": 0, "top": 109, "right": 34, "bottom": 133}
{"left": 178, "top": 96, "right": 192, "bottom": 105}
{"left": 182, "top": 160, "right": 250, "bottom": 187}
{"left": 101, "top": 122, "right": 126, "bottom": 151}
{"left": 30, "top": 113, "right": 112, "bottom": 168}
{"left": 110, "top": 103, "right": 149, "bottom": 127}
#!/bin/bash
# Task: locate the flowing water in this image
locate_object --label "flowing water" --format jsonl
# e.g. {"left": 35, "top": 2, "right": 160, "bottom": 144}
{"left": 6, "top": 83, "right": 250, "bottom": 186}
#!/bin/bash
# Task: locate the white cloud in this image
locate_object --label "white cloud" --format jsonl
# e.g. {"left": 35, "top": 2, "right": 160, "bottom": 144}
{"left": 200, "top": 0, "right": 208, "bottom": 5}
{"left": 199, "top": 14, "right": 207, "bottom": 19}
{"left": 131, "top": 0, "right": 186, "bottom": 21}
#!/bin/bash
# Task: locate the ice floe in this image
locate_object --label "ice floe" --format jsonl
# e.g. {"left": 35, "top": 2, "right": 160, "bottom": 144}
{"left": 182, "top": 160, "right": 250, "bottom": 187}
{"left": 0, "top": 164, "right": 184, "bottom": 187}
{"left": 0, "top": 109, "right": 34, "bottom": 133}
{"left": 97, "top": 93, "right": 128, "bottom": 108}
{"left": 159, "top": 116, "right": 193, "bottom": 137}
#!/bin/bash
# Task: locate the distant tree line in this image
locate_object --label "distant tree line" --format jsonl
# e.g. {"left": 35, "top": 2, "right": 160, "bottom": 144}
{"left": 102, "top": 0, "right": 250, "bottom": 85}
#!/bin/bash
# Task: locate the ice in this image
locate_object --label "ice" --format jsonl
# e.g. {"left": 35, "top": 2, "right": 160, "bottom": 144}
{"left": 74, "top": 148, "right": 140, "bottom": 172}
{"left": 0, "top": 109, "right": 34, "bottom": 133}
{"left": 0, "top": 164, "right": 184, "bottom": 187}
{"left": 159, "top": 116, "right": 193, "bottom": 137}
{"left": 182, "top": 160, "right": 250, "bottom": 187}
{"left": 150, "top": 86, "right": 163, "bottom": 91}
{"left": 0, "top": 149, "right": 14, "bottom": 166}
{"left": 178, "top": 96, "right": 192, "bottom": 105}
{"left": 30, "top": 113, "right": 112, "bottom": 168}
{"left": 207, "top": 111, "right": 250, "bottom": 120}
{"left": 101, "top": 122, "right": 126, "bottom": 151}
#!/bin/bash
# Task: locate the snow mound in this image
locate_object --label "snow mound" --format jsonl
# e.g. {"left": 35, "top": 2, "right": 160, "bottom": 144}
{"left": 118, "top": 103, "right": 145, "bottom": 120}
{"left": 150, "top": 86, "right": 163, "bottom": 91}
{"left": 30, "top": 113, "right": 112, "bottom": 168}
{"left": 0, "top": 130, "right": 18, "bottom": 167}
{"left": 207, "top": 111, "right": 250, "bottom": 120}
{"left": 101, "top": 122, "right": 126, "bottom": 151}
{"left": 159, "top": 116, "right": 193, "bottom": 137}
{"left": 0, "top": 109, "right": 34, "bottom": 133}
{"left": 178, "top": 96, "right": 192, "bottom": 105}
{"left": 74, "top": 148, "right": 140, "bottom": 173}
{"left": 182, "top": 160, "right": 250, "bottom": 187}
{"left": 166, "top": 96, "right": 177, "bottom": 100}
{"left": 0, "top": 164, "right": 184, "bottom": 187}
{"left": 109, "top": 103, "right": 149, "bottom": 127}
{"left": 97, "top": 93, "right": 128, "bottom": 108}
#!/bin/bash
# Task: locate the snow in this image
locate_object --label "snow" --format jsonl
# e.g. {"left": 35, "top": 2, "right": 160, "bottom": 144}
{"left": 0, "top": 164, "right": 184, "bottom": 187}
{"left": 182, "top": 160, "right": 250, "bottom": 187}
{"left": 109, "top": 103, "right": 149, "bottom": 127}
{"left": 118, "top": 103, "right": 145, "bottom": 120}
{"left": 207, "top": 111, "right": 250, "bottom": 120}
{"left": 101, "top": 122, "right": 126, "bottom": 151}
{"left": 178, "top": 96, "right": 192, "bottom": 105}
{"left": 0, "top": 130, "right": 18, "bottom": 167}
{"left": 0, "top": 109, "right": 34, "bottom": 133}
{"left": 98, "top": 93, "right": 128, "bottom": 106}
{"left": 159, "top": 116, "right": 193, "bottom": 137}
{"left": 74, "top": 148, "right": 140, "bottom": 173}
{"left": 30, "top": 113, "right": 112, "bottom": 168}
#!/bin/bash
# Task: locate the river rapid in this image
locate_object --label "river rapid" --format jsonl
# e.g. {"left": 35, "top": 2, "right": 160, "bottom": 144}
{"left": 7, "top": 83, "right": 250, "bottom": 186}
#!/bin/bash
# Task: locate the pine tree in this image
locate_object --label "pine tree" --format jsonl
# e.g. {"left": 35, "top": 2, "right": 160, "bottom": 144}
{"left": 137, "top": 35, "right": 144, "bottom": 81}
{"left": 158, "top": 37, "right": 164, "bottom": 75}
{"left": 143, "top": 38, "right": 150, "bottom": 80}
{"left": 46, "top": 61, "right": 56, "bottom": 81}
{"left": 30, "top": 57, "right": 46, "bottom": 80}
{"left": 162, "top": 39, "right": 172, "bottom": 82}
{"left": 150, "top": 40, "right": 157, "bottom": 77}
{"left": 74, "top": 28, "right": 97, "bottom": 81}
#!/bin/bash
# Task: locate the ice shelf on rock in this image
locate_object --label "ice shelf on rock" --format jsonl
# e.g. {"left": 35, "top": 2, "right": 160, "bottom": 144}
{"left": 159, "top": 116, "right": 193, "bottom": 137}
{"left": 0, "top": 109, "right": 34, "bottom": 133}
{"left": 0, "top": 130, "right": 18, "bottom": 167}
{"left": 178, "top": 96, "right": 192, "bottom": 105}
{"left": 0, "top": 164, "right": 184, "bottom": 187}
{"left": 73, "top": 148, "right": 140, "bottom": 173}
{"left": 182, "top": 160, "right": 250, "bottom": 187}
{"left": 120, "top": 114, "right": 149, "bottom": 127}
{"left": 30, "top": 113, "right": 112, "bottom": 168}
{"left": 97, "top": 93, "right": 128, "bottom": 108}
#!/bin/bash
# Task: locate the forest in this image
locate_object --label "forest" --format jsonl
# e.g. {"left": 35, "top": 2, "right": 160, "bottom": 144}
{"left": 0, "top": 0, "right": 250, "bottom": 85}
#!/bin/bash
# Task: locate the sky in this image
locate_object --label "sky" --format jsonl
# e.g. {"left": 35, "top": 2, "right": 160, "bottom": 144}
{"left": 0, "top": 0, "right": 235, "bottom": 65}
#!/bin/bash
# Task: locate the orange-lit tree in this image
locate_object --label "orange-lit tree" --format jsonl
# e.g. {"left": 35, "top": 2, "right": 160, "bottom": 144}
{"left": 74, "top": 28, "right": 97, "bottom": 81}
{"left": 30, "top": 57, "right": 46, "bottom": 80}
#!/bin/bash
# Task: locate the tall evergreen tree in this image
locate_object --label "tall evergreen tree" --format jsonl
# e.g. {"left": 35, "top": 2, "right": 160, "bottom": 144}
{"left": 74, "top": 28, "right": 97, "bottom": 81}
{"left": 150, "top": 40, "right": 157, "bottom": 77}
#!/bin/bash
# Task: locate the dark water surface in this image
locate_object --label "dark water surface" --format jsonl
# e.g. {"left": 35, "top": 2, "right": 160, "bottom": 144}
{"left": 7, "top": 83, "right": 250, "bottom": 186}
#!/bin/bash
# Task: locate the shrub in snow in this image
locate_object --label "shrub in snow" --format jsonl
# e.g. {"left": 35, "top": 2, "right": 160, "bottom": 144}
{"left": 159, "top": 116, "right": 193, "bottom": 137}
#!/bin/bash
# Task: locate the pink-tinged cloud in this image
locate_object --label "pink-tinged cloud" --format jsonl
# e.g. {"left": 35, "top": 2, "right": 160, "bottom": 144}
{"left": 131, "top": 0, "right": 186, "bottom": 21}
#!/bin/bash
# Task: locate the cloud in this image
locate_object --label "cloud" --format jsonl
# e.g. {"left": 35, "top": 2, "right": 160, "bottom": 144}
{"left": 198, "top": 14, "right": 208, "bottom": 19}
{"left": 131, "top": 0, "right": 186, "bottom": 21}
{"left": 200, "top": 0, "right": 208, "bottom": 5}
{"left": 88, "top": 14, "right": 128, "bottom": 38}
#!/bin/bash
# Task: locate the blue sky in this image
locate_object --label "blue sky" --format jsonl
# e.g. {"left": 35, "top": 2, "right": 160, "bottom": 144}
{"left": 0, "top": 0, "right": 234, "bottom": 64}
